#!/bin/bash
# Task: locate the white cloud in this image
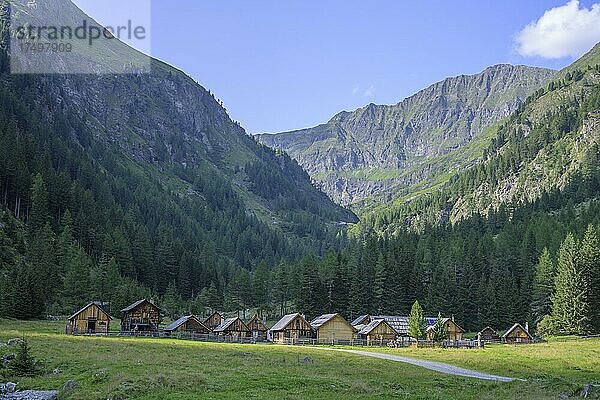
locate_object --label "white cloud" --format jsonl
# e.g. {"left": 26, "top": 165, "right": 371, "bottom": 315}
{"left": 363, "top": 85, "right": 376, "bottom": 97}
{"left": 516, "top": 0, "right": 600, "bottom": 59}
{"left": 352, "top": 84, "right": 360, "bottom": 95}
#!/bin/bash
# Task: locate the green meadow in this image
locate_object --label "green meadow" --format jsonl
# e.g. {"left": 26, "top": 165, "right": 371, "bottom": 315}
{"left": 1, "top": 319, "right": 598, "bottom": 399}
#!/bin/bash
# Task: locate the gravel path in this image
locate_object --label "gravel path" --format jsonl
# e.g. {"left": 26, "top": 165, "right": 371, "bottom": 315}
{"left": 308, "top": 347, "right": 517, "bottom": 382}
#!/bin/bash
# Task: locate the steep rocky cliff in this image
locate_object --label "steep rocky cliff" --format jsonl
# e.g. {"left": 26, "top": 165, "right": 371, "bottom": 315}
{"left": 257, "top": 65, "right": 556, "bottom": 205}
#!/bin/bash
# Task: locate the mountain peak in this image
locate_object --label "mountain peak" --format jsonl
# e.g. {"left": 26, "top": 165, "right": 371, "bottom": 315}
{"left": 257, "top": 64, "right": 556, "bottom": 205}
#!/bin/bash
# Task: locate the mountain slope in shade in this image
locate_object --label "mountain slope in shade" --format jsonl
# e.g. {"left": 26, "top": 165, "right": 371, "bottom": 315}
{"left": 257, "top": 65, "right": 556, "bottom": 205}
{"left": 0, "top": 0, "right": 355, "bottom": 289}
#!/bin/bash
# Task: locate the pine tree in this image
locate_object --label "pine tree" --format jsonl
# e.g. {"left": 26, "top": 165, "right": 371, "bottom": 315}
{"left": 579, "top": 225, "right": 600, "bottom": 332}
{"left": 163, "top": 281, "right": 182, "bottom": 319}
{"left": 252, "top": 261, "right": 270, "bottom": 317}
{"left": 408, "top": 300, "right": 425, "bottom": 340}
{"left": 8, "top": 337, "right": 39, "bottom": 377}
{"left": 531, "top": 248, "right": 556, "bottom": 327}
{"left": 433, "top": 311, "right": 447, "bottom": 342}
{"left": 550, "top": 233, "right": 588, "bottom": 335}
{"left": 28, "top": 173, "right": 49, "bottom": 232}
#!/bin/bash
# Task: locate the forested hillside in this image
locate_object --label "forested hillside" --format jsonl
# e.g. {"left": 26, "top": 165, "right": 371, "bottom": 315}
{"left": 359, "top": 45, "right": 600, "bottom": 235}
{"left": 0, "top": 1, "right": 354, "bottom": 320}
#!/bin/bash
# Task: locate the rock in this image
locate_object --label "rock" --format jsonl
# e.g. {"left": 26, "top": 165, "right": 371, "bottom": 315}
{"left": 3, "top": 390, "right": 59, "bottom": 399}
{"left": 2, "top": 353, "right": 16, "bottom": 368}
{"left": 581, "top": 384, "right": 600, "bottom": 398}
{"left": 63, "top": 380, "right": 79, "bottom": 390}
{"left": 1, "top": 382, "right": 18, "bottom": 394}
{"left": 6, "top": 338, "right": 24, "bottom": 346}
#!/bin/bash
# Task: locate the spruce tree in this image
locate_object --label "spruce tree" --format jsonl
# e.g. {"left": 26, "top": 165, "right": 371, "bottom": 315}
{"left": 28, "top": 173, "right": 49, "bottom": 232}
{"left": 551, "top": 233, "right": 588, "bottom": 335}
{"left": 433, "top": 312, "right": 447, "bottom": 342}
{"left": 531, "top": 248, "right": 556, "bottom": 327}
{"left": 579, "top": 225, "right": 600, "bottom": 332}
{"left": 408, "top": 300, "right": 425, "bottom": 340}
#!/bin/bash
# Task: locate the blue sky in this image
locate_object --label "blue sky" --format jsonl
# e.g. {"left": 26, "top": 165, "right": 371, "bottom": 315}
{"left": 74, "top": 1, "right": 600, "bottom": 134}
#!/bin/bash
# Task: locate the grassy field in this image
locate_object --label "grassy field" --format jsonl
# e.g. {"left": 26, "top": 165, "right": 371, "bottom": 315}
{"left": 0, "top": 320, "right": 598, "bottom": 399}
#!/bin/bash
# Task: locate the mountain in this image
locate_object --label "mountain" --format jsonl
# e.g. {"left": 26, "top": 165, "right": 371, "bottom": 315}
{"left": 360, "top": 43, "right": 600, "bottom": 235}
{"left": 257, "top": 65, "right": 556, "bottom": 206}
{"left": 0, "top": 0, "right": 354, "bottom": 318}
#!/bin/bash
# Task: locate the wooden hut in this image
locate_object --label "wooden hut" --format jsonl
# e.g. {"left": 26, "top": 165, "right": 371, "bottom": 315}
{"left": 373, "top": 315, "right": 408, "bottom": 338}
{"left": 213, "top": 317, "right": 250, "bottom": 339}
{"left": 477, "top": 326, "right": 500, "bottom": 342}
{"left": 203, "top": 311, "right": 223, "bottom": 330}
{"left": 357, "top": 319, "right": 397, "bottom": 343}
{"left": 270, "top": 313, "right": 313, "bottom": 343}
{"left": 310, "top": 313, "right": 355, "bottom": 342}
{"left": 424, "top": 317, "right": 465, "bottom": 341}
{"left": 502, "top": 323, "right": 532, "bottom": 344}
{"left": 67, "top": 302, "right": 112, "bottom": 334}
{"left": 246, "top": 315, "right": 269, "bottom": 341}
{"left": 351, "top": 314, "right": 371, "bottom": 328}
{"left": 120, "top": 299, "right": 162, "bottom": 332}
{"left": 164, "top": 315, "right": 210, "bottom": 334}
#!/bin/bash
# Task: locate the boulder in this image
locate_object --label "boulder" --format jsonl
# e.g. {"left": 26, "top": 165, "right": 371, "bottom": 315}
{"left": 6, "top": 339, "right": 24, "bottom": 346}
{"left": 2, "top": 353, "right": 16, "bottom": 368}
{"left": 580, "top": 384, "right": 600, "bottom": 399}
{"left": 1, "top": 382, "right": 18, "bottom": 394}
{"left": 3, "top": 390, "right": 59, "bottom": 399}
{"left": 63, "top": 380, "right": 79, "bottom": 390}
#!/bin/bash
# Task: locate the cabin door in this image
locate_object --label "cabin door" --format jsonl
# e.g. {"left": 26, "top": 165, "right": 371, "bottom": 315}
{"left": 87, "top": 318, "right": 97, "bottom": 333}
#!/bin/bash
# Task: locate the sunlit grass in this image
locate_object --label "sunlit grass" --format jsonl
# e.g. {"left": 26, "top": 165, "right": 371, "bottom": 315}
{"left": 1, "top": 319, "right": 598, "bottom": 399}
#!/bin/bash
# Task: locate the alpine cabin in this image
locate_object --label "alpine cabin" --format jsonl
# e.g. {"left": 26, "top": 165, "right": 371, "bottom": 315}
{"left": 67, "top": 302, "right": 112, "bottom": 334}
{"left": 213, "top": 317, "right": 250, "bottom": 339}
{"left": 502, "top": 323, "right": 533, "bottom": 344}
{"left": 164, "top": 315, "right": 210, "bottom": 334}
{"left": 203, "top": 311, "right": 223, "bottom": 330}
{"left": 477, "top": 326, "right": 500, "bottom": 342}
{"left": 310, "top": 313, "right": 355, "bottom": 342}
{"left": 357, "top": 319, "right": 397, "bottom": 343}
{"left": 270, "top": 313, "right": 313, "bottom": 343}
{"left": 247, "top": 315, "right": 269, "bottom": 341}
{"left": 120, "top": 299, "right": 162, "bottom": 332}
{"left": 424, "top": 317, "right": 465, "bottom": 341}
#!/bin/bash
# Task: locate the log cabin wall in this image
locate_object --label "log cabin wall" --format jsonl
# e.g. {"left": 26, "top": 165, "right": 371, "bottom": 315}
{"left": 121, "top": 302, "right": 161, "bottom": 331}
{"left": 315, "top": 315, "right": 354, "bottom": 341}
{"left": 68, "top": 304, "right": 111, "bottom": 334}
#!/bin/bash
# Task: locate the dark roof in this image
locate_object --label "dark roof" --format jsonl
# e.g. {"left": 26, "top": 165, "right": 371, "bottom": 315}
{"left": 358, "top": 319, "right": 392, "bottom": 335}
{"left": 478, "top": 326, "right": 499, "bottom": 336}
{"left": 120, "top": 299, "right": 162, "bottom": 313}
{"left": 373, "top": 315, "right": 408, "bottom": 335}
{"left": 214, "top": 317, "right": 247, "bottom": 332}
{"left": 351, "top": 315, "right": 371, "bottom": 326}
{"left": 164, "top": 315, "right": 205, "bottom": 332}
{"left": 502, "top": 323, "right": 532, "bottom": 339}
{"left": 247, "top": 315, "right": 268, "bottom": 331}
{"left": 69, "top": 302, "right": 112, "bottom": 321}
{"left": 271, "top": 313, "right": 308, "bottom": 331}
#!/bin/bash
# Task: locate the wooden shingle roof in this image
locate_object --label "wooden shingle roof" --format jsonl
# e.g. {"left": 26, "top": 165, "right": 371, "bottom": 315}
{"left": 120, "top": 299, "right": 162, "bottom": 313}
{"left": 164, "top": 315, "right": 207, "bottom": 332}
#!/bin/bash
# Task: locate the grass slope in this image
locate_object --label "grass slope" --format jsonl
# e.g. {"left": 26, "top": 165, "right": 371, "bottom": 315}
{"left": 1, "top": 320, "right": 599, "bottom": 399}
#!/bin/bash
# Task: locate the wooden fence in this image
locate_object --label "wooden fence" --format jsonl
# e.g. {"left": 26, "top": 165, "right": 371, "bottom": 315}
{"left": 69, "top": 331, "right": 484, "bottom": 348}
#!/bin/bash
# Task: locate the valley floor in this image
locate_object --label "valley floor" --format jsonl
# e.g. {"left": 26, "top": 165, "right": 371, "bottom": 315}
{"left": 0, "top": 320, "right": 598, "bottom": 399}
